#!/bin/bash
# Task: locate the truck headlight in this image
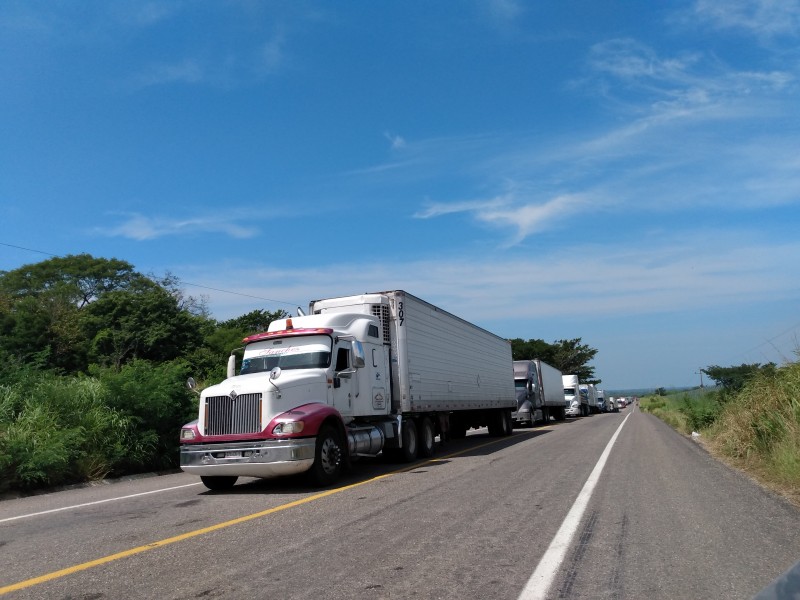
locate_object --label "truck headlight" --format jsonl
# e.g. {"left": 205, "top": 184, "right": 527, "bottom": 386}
{"left": 273, "top": 421, "right": 305, "bottom": 435}
{"left": 180, "top": 428, "right": 196, "bottom": 440}
{"left": 571, "top": 401, "right": 579, "bottom": 408}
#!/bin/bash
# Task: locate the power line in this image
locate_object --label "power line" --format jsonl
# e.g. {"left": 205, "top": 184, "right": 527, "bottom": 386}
{"left": 0, "top": 241, "right": 301, "bottom": 308}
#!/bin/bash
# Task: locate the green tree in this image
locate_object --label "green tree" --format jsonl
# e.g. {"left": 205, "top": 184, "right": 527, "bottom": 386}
{"left": 0, "top": 254, "right": 141, "bottom": 372}
{"left": 549, "top": 338, "right": 600, "bottom": 385}
{"left": 509, "top": 337, "right": 600, "bottom": 385}
{"left": 702, "top": 363, "right": 776, "bottom": 394}
{"left": 83, "top": 279, "right": 203, "bottom": 370}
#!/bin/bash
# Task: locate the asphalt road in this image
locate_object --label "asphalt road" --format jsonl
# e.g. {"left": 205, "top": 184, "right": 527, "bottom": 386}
{"left": 1, "top": 406, "right": 799, "bottom": 599}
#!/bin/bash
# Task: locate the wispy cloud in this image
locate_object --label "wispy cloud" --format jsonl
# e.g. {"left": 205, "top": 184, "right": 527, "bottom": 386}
{"left": 690, "top": 0, "right": 800, "bottom": 38}
{"left": 415, "top": 192, "right": 591, "bottom": 245}
{"left": 384, "top": 131, "right": 406, "bottom": 150}
{"left": 183, "top": 230, "right": 800, "bottom": 325}
{"left": 97, "top": 213, "right": 259, "bottom": 241}
{"left": 127, "top": 59, "right": 204, "bottom": 89}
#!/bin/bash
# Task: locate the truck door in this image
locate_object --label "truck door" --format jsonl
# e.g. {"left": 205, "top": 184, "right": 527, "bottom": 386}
{"left": 333, "top": 344, "right": 355, "bottom": 418}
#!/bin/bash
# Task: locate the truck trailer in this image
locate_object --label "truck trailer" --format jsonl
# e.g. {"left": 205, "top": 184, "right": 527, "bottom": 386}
{"left": 179, "top": 291, "right": 517, "bottom": 490}
{"left": 512, "top": 359, "right": 566, "bottom": 426}
{"left": 580, "top": 383, "right": 599, "bottom": 415}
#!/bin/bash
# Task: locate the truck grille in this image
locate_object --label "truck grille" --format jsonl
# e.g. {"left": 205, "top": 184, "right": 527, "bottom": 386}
{"left": 204, "top": 393, "right": 262, "bottom": 435}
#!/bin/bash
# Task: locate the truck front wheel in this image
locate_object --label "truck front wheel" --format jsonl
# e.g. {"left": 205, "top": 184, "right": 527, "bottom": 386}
{"left": 200, "top": 476, "right": 238, "bottom": 491}
{"left": 307, "top": 425, "right": 344, "bottom": 487}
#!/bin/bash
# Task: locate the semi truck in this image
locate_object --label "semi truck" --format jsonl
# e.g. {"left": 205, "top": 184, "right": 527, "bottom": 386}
{"left": 512, "top": 359, "right": 566, "bottom": 426}
{"left": 179, "top": 291, "right": 517, "bottom": 490}
{"left": 580, "top": 383, "right": 600, "bottom": 415}
{"left": 563, "top": 374, "right": 583, "bottom": 417}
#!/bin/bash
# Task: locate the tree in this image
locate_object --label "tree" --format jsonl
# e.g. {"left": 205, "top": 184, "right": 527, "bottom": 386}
{"left": 509, "top": 337, "right": 600, "bottom": 385}
{"left": 0, "top": 255, "right": 142, "bottom": 372}
{"left": 0, "top": 254, "right": 138, "bottom": 308}
{"left": 702, "top": 363, "right": 776, "bottom": 394}
{"left": 549, "top": 338, "right": 600, "bottom": 385}
{"left": 82, "top": 279, "right": 203, "bottom": 370}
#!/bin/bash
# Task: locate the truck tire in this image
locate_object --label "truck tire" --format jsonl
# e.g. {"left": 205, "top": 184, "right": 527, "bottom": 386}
{"left": 418, "top": 416, "right": 435, "bottom": 458}
{"left": 501, "top": 409, "right": 513, "bottom": 436}
{"left": 307, "top": 424, "right": 344, "bottom": 487}
{"left": 488, "top": 409, "right": 513, "bottom": 437}
{"left": 200, "top": 476, "right": 238, "bottom": 491}
{"left": 555, "top": 406, "right": 566, "bottom": 421}
{"left": 399, "top": 419, "right": 419, "bottom": 462}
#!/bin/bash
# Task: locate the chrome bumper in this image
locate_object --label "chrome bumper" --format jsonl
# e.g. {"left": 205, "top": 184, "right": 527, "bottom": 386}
{"left": 180, "top": 438, "right": 316, "bottom": 478}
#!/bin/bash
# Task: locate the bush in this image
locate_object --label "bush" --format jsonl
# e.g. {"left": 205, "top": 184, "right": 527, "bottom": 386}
{"left": 679, "top": 394, "right": 721, "bottom": 431}
{"left": 89, "top": 359, "right": 197, "bottom": 472}
{"left": 0, "top": 372, "right": 138, "bottom": 491}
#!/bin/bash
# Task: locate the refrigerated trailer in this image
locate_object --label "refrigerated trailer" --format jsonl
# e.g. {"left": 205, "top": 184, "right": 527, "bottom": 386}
{"left": 180, "top": 291, "right": 517, "bottom": 489}
{"left": 512, "top": 359, "right": 566, "bottom": 425}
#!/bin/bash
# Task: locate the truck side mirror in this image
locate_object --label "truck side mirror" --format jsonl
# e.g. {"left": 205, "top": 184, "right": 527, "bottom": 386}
{"left": 227, "top": 354, "right": 236, "bottom": 378}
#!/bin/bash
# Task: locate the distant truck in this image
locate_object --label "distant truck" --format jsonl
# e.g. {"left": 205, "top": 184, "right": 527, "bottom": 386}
{"left": 512, "top": 359, "right": 566, "bottom": 426}
{"left": 596, "top": 389, "right": 607, "bottom": 412}
{"left": 563, "top": 374, "right": 583, "bottom": 417}
{"left": 180, "top": 290, "right": 517, "bottom": 490}
{"left": 580, "top": 383, "right": 599, "bottom": 415}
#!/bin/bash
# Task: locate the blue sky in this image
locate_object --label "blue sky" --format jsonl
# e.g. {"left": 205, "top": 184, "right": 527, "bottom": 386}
{"left": 2, "top": 1, "right": 800, "bottom": 390}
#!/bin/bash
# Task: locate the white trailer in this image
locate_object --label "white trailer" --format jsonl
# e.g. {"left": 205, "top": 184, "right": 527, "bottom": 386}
{"left": 180, "top": 290, "right": 517, "bottom": 489}
{"left": 512, "top": 359, "right": 565, "bottom": 426}
{"left": 580, "top": 383, "right": 599, "bottom": 415}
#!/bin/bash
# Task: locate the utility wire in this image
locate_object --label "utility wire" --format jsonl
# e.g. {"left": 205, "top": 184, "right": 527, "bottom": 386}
{"left": 0, "top": 241, "right": 301, "bottom": 308}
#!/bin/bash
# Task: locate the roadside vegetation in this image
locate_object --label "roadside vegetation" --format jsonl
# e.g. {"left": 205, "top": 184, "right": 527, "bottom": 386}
{"left": 640, "top": 361, "right": 800, "bottom": 505}
{"left": 0, "top": 254, "right": 600, "bottom": 495}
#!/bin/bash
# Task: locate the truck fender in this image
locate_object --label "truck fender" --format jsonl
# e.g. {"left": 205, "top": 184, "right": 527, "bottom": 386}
{"left": 267, "top": 403, "right": 351, "bottom": 467}
{"left": 266, "top": 402, "right": 344, "bottom": 438}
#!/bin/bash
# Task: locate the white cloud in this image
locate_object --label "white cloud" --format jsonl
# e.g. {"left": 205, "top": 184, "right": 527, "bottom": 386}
{"left": 384, "top": 132, "right": 406, "bottom": 150}
{"left": 415, "top": 192, "right": 591, "bottom": 245}
{"left": 691, "top": 0, "right": 800, "bottom": 38}
{"left": 97, "top": 214, "right": 259, "bottom": 240}
{"left": 127, "top": 59, "right": 204, "bottom": 89}
{"left": 180, "top": 230, "right": 800, "bottom": 326}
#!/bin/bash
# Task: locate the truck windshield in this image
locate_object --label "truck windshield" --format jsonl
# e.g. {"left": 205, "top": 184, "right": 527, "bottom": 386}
{"left": 240, "top": 336, "right": 332, "bottom": 374}
{"left": 514, "top": 380, "right": 527, "bottom": 389}
{"left": 564, "top": 388, "right": 576, "bottom": 396}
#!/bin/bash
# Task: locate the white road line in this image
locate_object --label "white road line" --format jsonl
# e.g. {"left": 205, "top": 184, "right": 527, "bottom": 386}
{"left": 518, "top": 411, "right": 633, "bottom": 600}
{"left": 0, "top": 482, "right": 203, "bottom": 524}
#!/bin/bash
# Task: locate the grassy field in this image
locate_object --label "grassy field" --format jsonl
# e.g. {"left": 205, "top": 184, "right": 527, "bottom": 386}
{"left": 640, "top": 363, "right": 800, "bottom": 506}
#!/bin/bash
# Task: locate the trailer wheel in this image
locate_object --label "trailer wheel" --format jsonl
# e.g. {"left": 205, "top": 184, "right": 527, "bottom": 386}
{"left": 200, "top": 476, "right": 238, "bottom": 491}
{"left": 418, "top": 417, "right": 435, "bottom": 458}
{"left": 501, "top": 409, "right": 513, "bottom": 436}
{"left": 399, "top": 419, "right": 419, "bottom": 462}
{"left": 307, "top": 424, "right": 344, "bottom": 487}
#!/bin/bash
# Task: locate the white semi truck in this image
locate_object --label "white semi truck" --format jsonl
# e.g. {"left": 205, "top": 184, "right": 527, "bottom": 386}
{"left": 563, "top": 374, "right": 584, "bottom": 417}
{"left": 512, "top": 359, "right": 566, "bottom": 426}
{"left": 180, "top": 291, "right": 517, "bottom": 490}
{"left": 580, "top": 383, "right": 600, "bottom": 415}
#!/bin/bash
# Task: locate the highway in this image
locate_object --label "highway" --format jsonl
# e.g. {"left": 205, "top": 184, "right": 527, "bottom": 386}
{"left": 2, "top": 405, "right": 799, "bottom": 599}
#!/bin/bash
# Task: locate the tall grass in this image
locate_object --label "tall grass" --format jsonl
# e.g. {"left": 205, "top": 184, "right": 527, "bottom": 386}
{"left": 0, "top": 360, "right": 196, "bottom": 493}
{"left": 0, "top": 372, "right": 140, "bottom": 491}
{"left": 708, "top": 362, "right": 800, "bottom": 492}
{"left": 642, "top": 363, "right": 800, "bottom": 503}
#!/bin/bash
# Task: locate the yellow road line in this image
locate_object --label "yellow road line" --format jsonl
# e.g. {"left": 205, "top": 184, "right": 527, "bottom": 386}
{"left": 1, "top": 432, "right": 533, "bottom": 595}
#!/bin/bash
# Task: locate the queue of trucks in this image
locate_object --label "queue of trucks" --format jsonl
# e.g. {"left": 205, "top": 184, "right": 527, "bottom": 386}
{"left": 179, "top": 290, "right": 605, "bottom": 490}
